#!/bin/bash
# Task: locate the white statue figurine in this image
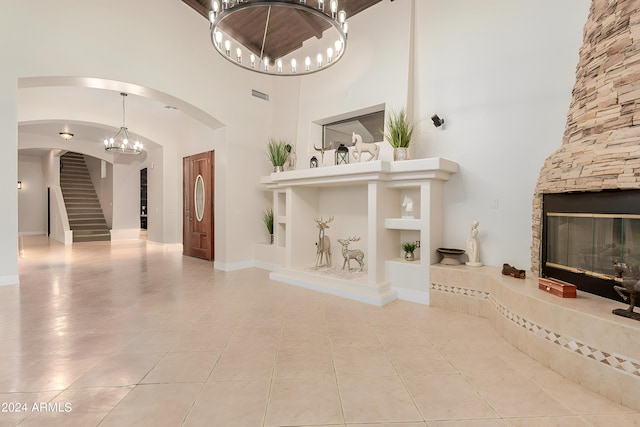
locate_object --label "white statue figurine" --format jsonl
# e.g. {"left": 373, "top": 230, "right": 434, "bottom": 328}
{"left": 285, "top": 144, "right": 296, "bottom": 170}
{"left": 466, "top": 220, "right": 483, "bottom": 267}
{"left": 352, "top": 132, "right": 379, "bottom": 162}
{"left": 402, "top": 195, "right": 414, "bottom": 219}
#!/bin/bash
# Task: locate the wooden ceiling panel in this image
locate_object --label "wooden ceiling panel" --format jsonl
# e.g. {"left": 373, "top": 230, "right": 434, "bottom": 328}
{"left": 183, "top": 0, "right": 384, "bottom": 60}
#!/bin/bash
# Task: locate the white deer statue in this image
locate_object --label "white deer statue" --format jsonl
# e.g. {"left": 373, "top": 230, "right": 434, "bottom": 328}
{"left": 337, "top": 236, "right": 365, "bottom": 272}
{"left": 314, "top": 216, "right": 334, "bottom": 269}
{"left": 352, "top": 132, "right": 379, "bottom": 162}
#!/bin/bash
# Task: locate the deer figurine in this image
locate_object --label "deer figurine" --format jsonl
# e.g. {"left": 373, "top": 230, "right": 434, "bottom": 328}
{"left": 314, "top": 216, "right": 333, "bottom": 269}
{"left": 337, "top": 236, "right": 365, "bottom": 272}
{"left": 613, "top": 261, "right": 640, "bottom": 315}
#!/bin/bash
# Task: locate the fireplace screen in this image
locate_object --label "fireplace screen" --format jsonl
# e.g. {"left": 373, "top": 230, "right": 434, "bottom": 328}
{"left": 546, "top": 213, "right": 640, "bottom": 280}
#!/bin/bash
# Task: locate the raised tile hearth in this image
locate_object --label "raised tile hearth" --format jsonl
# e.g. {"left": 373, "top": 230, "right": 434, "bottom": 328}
{"left": 430, "top": 263, "right": 640, "bottom": 412}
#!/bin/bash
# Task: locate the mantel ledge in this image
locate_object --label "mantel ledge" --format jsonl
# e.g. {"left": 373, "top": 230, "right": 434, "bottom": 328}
{"left": 260, "top": 158, "right": 458, "bottom": 188}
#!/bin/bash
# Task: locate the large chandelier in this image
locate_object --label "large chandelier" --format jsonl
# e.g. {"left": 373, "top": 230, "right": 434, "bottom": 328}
{"left": 104, "top": 93, "right": 143, "bottom": 154}
{"left": 209, "top": 0, "right": 348, "bottom": 76}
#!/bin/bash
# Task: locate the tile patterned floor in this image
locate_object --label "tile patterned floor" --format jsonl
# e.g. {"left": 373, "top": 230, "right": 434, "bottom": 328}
{"left": 2, "top": 236, "right": 640, "bottom": 426}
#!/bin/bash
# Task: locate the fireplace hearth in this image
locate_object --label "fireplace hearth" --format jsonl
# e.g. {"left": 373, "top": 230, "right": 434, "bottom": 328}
{"left": 542, "top": 190, "right": 640, "bottom": 301}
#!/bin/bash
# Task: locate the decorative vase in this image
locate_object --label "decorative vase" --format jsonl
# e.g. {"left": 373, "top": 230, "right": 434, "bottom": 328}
{"left": 405, "top": 251, "right": 415, "bottom": 261}
{"left": 394, "top": 147, "right": 408, "bottom": 161}
{"left": 270, "top": 234, "right": 274, "bottom": 244}
{"left": 273, "top": 165, "right": 283, "bottom": 173}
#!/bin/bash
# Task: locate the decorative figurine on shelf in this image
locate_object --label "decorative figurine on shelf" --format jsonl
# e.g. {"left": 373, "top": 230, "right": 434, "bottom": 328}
{"left": 337, "top": 236, "right": 365, "bottom": 272}
{"left": 465, "top": 220, "right": 483, "bottom": 267}
{"left": 310, "top": 156, "right": 318, "bottom": 168}
{"left": 285, "top": 144, "right": 296, "bottom": 171}
{"left": 314, "top": 216, "right": 333, "bottom": 269}
{"left": 335, "top": 144, "right": 349, "bottom": 165}
{"left": 612, "top": 261, "right": 640, "bottom": 321}
{"left": 402, "top": 195, "right": 414, "bottom": 219}
{"left": 502, "top": 263, "right": 526, "bottom": 279}
{"left": 352, "top": 132, "right": 379, "bottom": 162}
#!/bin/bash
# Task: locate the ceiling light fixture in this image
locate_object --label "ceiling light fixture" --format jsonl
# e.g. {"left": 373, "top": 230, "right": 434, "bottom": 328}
{"left": 59, "top": 132, "right": 74, "bottom": 140}
{"left": 208, "top": 0, "right": 348, "bottom": 76}
{"left": 104, "top": 93, "right": 143, "bottom": 154}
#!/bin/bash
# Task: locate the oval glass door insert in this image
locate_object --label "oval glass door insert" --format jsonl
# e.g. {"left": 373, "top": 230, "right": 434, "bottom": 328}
{"left": 194, "top": 174, "right": 205, "bottom": 222}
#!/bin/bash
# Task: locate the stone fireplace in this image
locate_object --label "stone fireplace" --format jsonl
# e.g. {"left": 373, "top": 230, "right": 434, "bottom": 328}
{"left": 532, "top": 0, "right": 640, "bottom": 300}
{"left": 541, "top": 189, "right": 640, "bottom": 300}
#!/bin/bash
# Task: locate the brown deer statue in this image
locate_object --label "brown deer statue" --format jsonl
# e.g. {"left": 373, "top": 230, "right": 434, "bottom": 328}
{"left": 314, "top": 216, "right": 333, "bottom": 269}
{"left": 613, "top": 261, "right": 640, "bottom": 316}
{"left": 337, "top": 236, "right": 365, "bottom": 272}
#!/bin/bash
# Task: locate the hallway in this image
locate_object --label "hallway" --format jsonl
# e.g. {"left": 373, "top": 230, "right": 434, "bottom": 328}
{"left": 2, "top": 236, "right": 639, "bottom": 426}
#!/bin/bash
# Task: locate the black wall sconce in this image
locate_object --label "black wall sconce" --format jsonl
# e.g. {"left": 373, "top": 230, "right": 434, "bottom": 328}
{"left": 17, "top": 181, "right": 22, "bottom": 190}
{"left": 431, "top": 114, "right": 445, "bottom": 128}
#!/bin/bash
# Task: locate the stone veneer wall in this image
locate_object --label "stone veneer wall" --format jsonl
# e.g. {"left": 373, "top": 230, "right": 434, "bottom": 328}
{"left": 532, "top": 0, "right": 640, "bottom": 273}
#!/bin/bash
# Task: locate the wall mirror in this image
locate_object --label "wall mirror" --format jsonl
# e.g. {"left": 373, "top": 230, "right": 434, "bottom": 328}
{"left": 322, "top": 110, "right": 384, "bottom": 150}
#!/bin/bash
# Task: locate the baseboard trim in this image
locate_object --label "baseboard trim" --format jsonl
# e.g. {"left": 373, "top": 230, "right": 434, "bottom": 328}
{"left": 394, "top": 287, "right": 429, "bottom": 305}
{"left": 0, "top": 275, "right": 19, "bottom": 286}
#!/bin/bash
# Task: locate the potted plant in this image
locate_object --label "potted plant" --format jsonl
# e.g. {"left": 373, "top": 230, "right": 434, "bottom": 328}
{"left": 382, "top": 108, "right": 415, "bottom": 161}
{"left": 267, "top": 138, "right": 289, "bottom": 172}
{"left": 402, "top": 241, "right": 417, "bottom": 261}
{"left": 263, "top": 208, "right": 274, "bottom": 244}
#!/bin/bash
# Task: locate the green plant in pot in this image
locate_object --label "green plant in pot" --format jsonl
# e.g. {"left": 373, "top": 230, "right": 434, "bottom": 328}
{"left": 263, "top": 208, "right": 274, "bottom": 244}
{"left": 267, "top": 138, "right": 289, "bottom": 172}
{"left": 382, "top": 108, "right": 415, "bottom": 161}
{"left": 402, "top": 241, "right": 417, "bottom": 261}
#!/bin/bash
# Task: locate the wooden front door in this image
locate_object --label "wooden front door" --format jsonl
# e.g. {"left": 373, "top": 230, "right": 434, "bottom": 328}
{"left": 183, "top": 151, "right": 215, "bottom": 260}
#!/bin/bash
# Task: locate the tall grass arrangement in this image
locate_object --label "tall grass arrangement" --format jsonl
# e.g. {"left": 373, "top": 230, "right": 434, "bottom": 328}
{"left": 382, "top": 108, "right": 415, "bottom": 148}
{"left": 262, "top": 208, "right": 274, "bottom": 235}
{"left": 266, "top": 138, "right": 289, "bottom": 167}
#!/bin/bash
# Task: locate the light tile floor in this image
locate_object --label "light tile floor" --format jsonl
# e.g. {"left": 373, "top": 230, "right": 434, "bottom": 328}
{"left": 2, "top": 236, "right": 640, "bottom": 426}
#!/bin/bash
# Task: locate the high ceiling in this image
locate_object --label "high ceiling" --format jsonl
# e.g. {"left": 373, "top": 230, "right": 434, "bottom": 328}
{"left": 183, "top": 0, "right": 383, "bottom": 60}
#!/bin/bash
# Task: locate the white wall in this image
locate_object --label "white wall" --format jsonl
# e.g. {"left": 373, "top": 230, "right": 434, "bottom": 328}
{"left": 293, "top": 1, "right": 414, "bottom": 163}
{"left": 17, "top": 155, "right": 46, "bottom": 235}
{"left": 111, "top": 163, "right": 141, "bottom": 238}
{"left": 1, "top": 0, "right": 277, "bottom": 279}
{"left": 412, "top": 0, "right": 590, "bottom": 269}
{"left": 1, "top": 0, "right": 593, "bottom": 284}
{"left": 275, "top": 0, "right": 589, "bottom": 270}
{"left": 0, "top": 73, "right": 18, "bottom": 285}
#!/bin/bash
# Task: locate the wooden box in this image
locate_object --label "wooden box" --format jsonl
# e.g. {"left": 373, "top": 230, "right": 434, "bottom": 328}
{"left": 538, "top": 277, "right": 577, "bottom": 298}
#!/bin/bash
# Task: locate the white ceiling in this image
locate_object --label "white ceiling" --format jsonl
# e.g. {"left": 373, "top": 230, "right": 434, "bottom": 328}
{"left": 17, "top": 80, "right": 219, "bottom": 160}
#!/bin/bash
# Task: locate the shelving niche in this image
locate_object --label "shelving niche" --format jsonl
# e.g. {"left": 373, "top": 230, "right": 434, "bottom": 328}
{"left": 260, "top": 158, "right": 458, "bottom": 306}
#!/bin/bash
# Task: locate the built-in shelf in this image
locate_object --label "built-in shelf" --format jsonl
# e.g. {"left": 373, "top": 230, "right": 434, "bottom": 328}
{"left": 261, "top": 158, "right": 458, "bottom": 188}
{"left": 387, "top": 257, "right": 422, "bottom": 265}
{"left": 385, "top": 218, "right": 422, "bottom": 230}
{"left": 260, "top": 158, "right": 458, "bottom": 306}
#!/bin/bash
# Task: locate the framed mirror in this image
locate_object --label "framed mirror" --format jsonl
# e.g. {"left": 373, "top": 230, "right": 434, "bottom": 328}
{"left": 322, "top": 110, "right": 384, "bottom": 150}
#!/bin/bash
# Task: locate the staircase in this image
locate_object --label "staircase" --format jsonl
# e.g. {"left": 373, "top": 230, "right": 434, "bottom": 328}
{"left": 60, "top": 152, "right": 111, "bottom": 242}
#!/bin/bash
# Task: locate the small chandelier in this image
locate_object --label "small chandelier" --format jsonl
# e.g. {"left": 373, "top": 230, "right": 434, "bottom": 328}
{"left": 104, "top": 93, "right": 143, "bottom": 154}
{"left": 209, "top": 0, "right": 348, "bottom": 76}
